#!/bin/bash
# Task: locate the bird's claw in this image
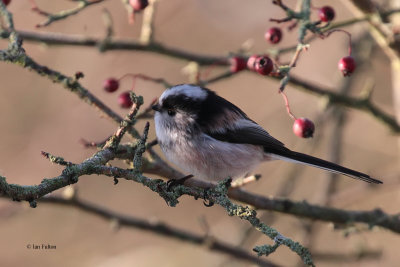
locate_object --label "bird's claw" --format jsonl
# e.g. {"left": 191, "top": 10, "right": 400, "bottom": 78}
{"left": 203, "top": 188, "right": 214, "bottom": 207}
{"left": 166, "top": 174, "right": 194, "bottom": 191}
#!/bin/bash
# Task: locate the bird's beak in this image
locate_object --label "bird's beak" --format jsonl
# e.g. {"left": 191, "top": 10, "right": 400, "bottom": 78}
{"left": 152, "top": 104, "right": 161, "bottom": 112}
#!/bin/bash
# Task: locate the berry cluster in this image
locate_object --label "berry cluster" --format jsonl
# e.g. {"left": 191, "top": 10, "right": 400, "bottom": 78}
{"left": 228, "top": 5, "right": 357, "bottom": 138}
{"left": 103, "top": 78, "right": 133, "bottom": 109}
{"left": 258, "top": 5, "right": 356, "bottom": 138}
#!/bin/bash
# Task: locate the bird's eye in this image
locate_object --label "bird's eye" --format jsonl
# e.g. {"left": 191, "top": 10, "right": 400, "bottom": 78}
{"left": 167, "top": 109, "right": 176, "bottom": 116}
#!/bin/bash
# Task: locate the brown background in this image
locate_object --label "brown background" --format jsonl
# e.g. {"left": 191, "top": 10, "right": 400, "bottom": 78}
{"left": 0, "top": 0, "right": 399, "bottom": 266}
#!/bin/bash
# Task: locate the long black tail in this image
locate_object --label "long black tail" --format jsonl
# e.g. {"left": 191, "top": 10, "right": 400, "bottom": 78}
{"left": 271, "top": 150, "right": 382, "bottom": 184}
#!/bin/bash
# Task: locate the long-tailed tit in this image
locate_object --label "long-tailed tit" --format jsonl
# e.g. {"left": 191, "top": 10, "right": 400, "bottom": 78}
{"left": 152, "top": 84, "right": 382, "bottom": 184}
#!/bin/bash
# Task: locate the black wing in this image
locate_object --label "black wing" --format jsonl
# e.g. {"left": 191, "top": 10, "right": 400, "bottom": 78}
{"left": 205, "top": 119, "right": 289, "bottom": 153}
{"left": 197, "top": 88, "right": 382, "bottom": 184}
{"left": 195, "top": 88, "right": 287, "bottom": 151}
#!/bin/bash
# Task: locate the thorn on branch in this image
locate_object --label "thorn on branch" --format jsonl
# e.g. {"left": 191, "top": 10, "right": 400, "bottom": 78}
{"left": 74, "top": 71, "right": 84, "bottom": 80}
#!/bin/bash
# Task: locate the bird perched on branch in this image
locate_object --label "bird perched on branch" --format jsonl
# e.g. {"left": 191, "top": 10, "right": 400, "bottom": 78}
{"left": 152, "top": 84, "right": 382, "bottom": 185}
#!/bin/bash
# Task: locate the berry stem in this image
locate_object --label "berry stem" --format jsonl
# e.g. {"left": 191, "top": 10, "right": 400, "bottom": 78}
{"left": 118, "top": 73, "right": 171, "bottom": 90}
{"left": 29, "top": 0, "right": 51, "bottom": 16}
{"left": 323, "top": 29, "right": 353, "bottom": 56}
{"left": 279, "top": 90, "right": 297, "bottom": 120}
{"left": 200, "top": 59, "right": 228, "bottom": 80}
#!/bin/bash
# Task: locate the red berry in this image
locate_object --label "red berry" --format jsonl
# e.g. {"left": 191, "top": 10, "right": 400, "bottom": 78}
{"left": 293, "top": 118, "right": 315, "bottom": 138}
{"left": 129, "top": 0, "right": 149, "bottom": 11}
{"left": 338, "top": 56, "right": 356, "bottom": 77}
{"left": 118, "top": 91, "right": 133, "bottom": 108}
{"left": 247, "top": 55, "right": 258, "bottom": 71}
{"left": 229, "top": 57, "right": 247, "bottom": 73}
{"left": 2, "top": 0, "right": 11, "bottom": 6}
{"left": 103, "top": 78, "right": 119, "bottom": 93}
{"left": 254, "top": 56, "right": 273, "bottom": 75}
{"left": 318, "top": 6, "right": 335, "bottom": 22}
{"left": 265, "top": 27, "right": 282, "bottom": 44}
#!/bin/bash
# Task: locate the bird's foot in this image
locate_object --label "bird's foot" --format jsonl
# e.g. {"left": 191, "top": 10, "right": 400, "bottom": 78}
{"left": 166, "top": 174, "right": 194, "bottom": 191}
{"left": 203, "top": 188, "right": 214, "bottom": 207}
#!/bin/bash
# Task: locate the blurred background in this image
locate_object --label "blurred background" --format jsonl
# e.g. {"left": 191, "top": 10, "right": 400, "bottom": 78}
{"left": 0, "top": 0, "right": 399, "bottom": 266}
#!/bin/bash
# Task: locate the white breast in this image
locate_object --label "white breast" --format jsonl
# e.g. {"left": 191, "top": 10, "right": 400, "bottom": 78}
{"left": 161, "top": 132, "right": 265, "bottom": 181}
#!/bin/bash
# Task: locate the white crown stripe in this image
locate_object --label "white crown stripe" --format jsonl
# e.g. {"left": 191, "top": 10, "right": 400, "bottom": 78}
{"left": 160, "top": 85, "right": 208, "bottom": 103}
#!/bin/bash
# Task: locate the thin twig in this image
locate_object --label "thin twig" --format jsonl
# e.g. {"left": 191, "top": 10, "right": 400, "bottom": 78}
{"left": 30, "top": 0, "right": 106, "bottom": 28}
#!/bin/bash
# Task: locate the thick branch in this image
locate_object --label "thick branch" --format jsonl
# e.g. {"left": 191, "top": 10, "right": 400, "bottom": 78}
{"left": 38, "top": 195, "right": 278, "bottom": 267}
{"left": 116, "top": 145, "right": 400, "bottom": 235}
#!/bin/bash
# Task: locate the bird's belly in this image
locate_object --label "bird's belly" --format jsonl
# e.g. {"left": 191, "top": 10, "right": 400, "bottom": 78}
{"left": 161, "top": 136, "right": 265, "bottom": 181}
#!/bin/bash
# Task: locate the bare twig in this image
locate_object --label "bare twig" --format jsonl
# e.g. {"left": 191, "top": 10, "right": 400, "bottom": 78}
{"left": 140, "top": 0, "right": 157, "bottom": 44}
{"left": 30, "top": 0, "right": 106, "bottom": 28}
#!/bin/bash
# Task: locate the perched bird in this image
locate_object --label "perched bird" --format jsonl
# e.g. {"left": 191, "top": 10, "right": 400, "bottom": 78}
{"left": 152, "top": 84, "right": 382, "bottom": 184}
